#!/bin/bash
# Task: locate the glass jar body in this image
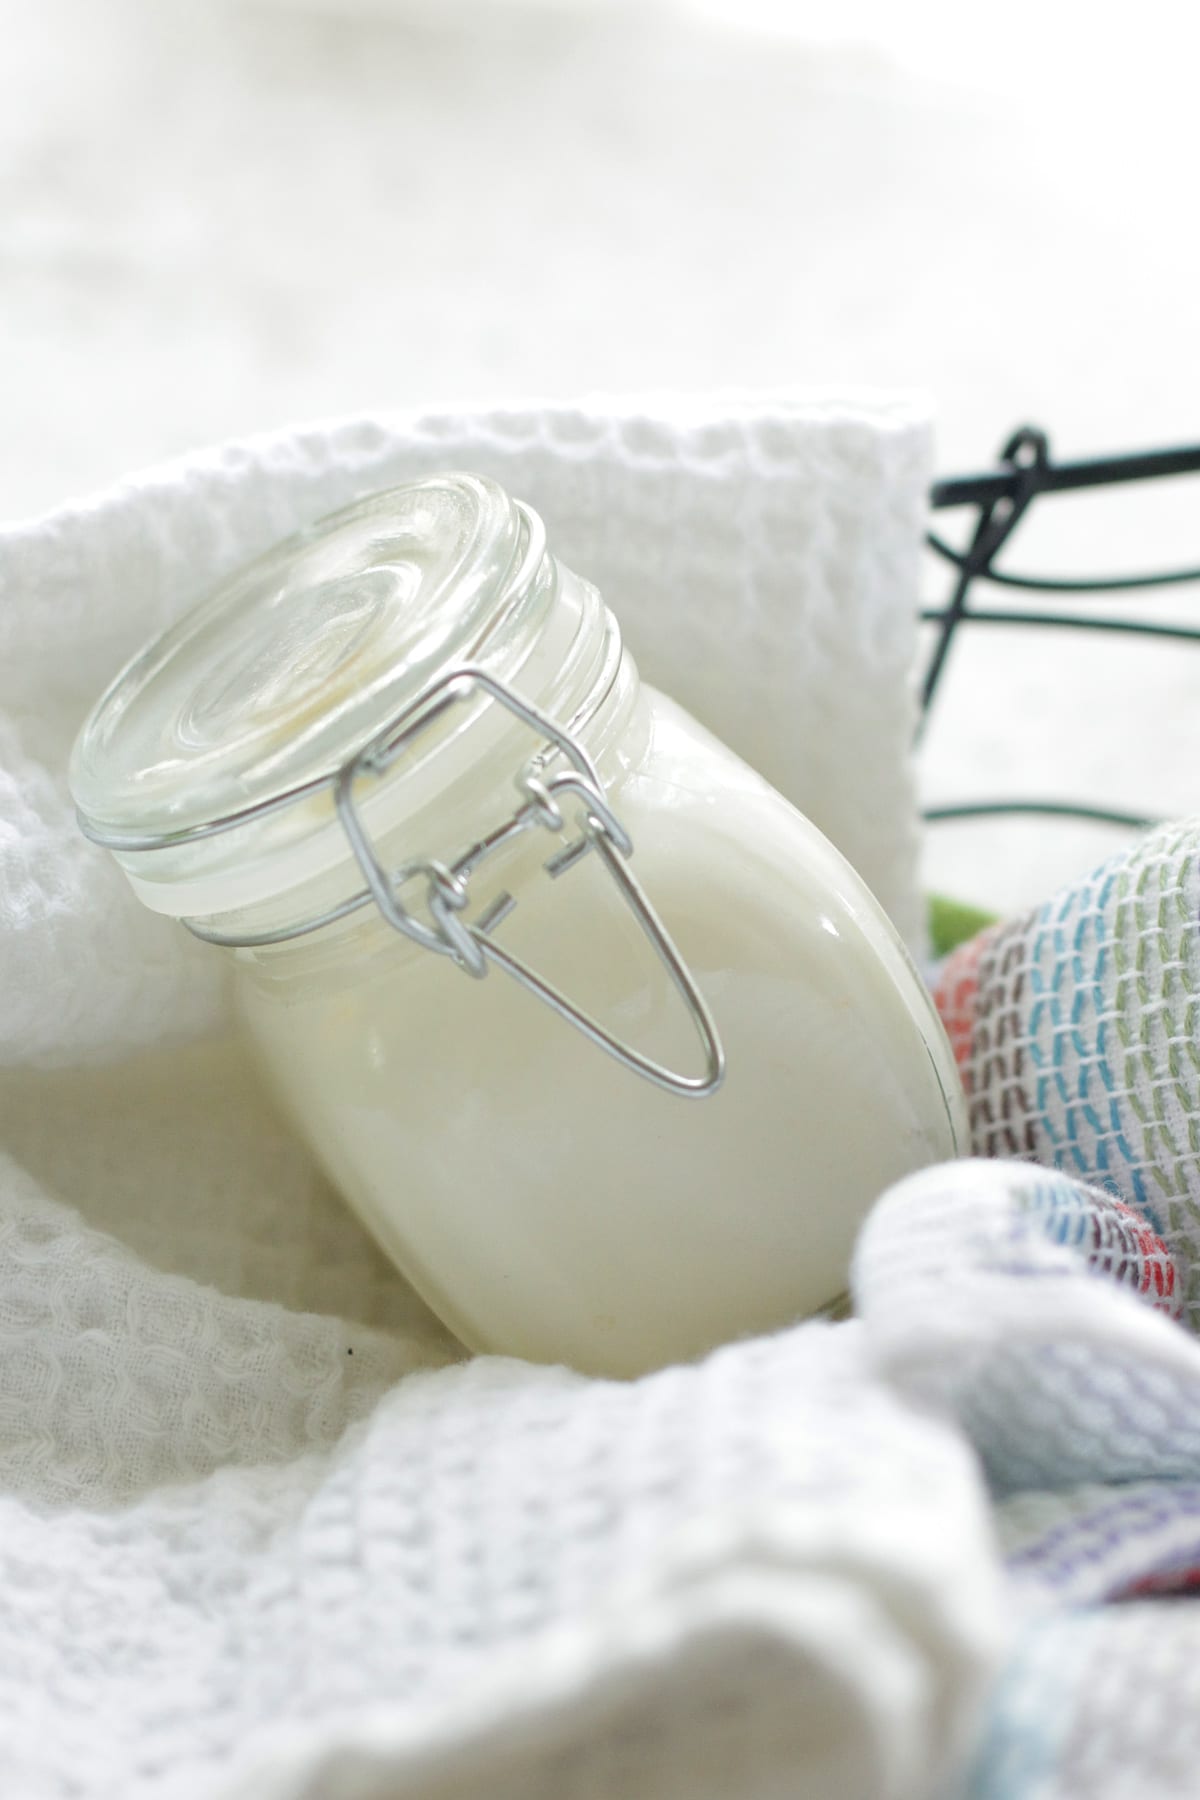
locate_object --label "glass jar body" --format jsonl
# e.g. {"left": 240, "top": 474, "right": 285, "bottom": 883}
{"left": 235, "top": 680, "right": 965, "bottom": 1377}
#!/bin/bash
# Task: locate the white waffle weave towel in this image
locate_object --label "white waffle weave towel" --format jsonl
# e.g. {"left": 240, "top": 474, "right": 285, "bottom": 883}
{"left": 0, "top": 393, "right": 1006, "bottom": 1800}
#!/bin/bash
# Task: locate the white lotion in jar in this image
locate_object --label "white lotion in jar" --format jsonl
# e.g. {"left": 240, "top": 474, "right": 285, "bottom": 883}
{"left": 71, "top": 473, "right": 966, "bottom": 1376}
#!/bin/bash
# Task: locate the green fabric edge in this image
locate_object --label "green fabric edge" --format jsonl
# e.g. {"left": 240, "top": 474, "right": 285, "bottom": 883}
{"left": 927, "top": 892, "right": 999, "bottom": 958}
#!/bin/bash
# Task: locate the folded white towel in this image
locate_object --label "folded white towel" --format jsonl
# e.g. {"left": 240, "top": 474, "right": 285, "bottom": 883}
{"left": 0, "top": 394, "right": 1002, "bottom": 1800}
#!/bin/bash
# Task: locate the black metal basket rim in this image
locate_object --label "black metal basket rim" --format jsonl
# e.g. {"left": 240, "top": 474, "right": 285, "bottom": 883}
{"left": 920, "top": 428, "right": 1200, "bottom": 834}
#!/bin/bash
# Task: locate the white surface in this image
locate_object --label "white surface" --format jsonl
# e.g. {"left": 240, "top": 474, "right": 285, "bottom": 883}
{"left": 2, "top": 0, "right": 1196, "bottom": 499}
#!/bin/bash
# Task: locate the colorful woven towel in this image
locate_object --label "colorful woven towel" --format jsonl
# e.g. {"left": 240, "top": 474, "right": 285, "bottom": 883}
{"left": 932, "top": 818, "right": 1200, "bottom": 1327}
{"left": 874, "top": 818, "right": 1200, "bottom": 1796}
{"left": 854, "top": 1150, "right": 1200, "bottom": 1797}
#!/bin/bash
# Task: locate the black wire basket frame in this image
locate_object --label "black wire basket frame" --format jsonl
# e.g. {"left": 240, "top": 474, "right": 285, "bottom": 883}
{"left": 920, "top": 426, "right": 1200, "bottom": 832}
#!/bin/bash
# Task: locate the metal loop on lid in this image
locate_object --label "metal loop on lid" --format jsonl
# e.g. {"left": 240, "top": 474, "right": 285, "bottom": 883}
{"left": 86, "top": 664, "right": 725, "bottom": 1099}
{"left": 518, "top": 773, "right": 564, "bottom": 834}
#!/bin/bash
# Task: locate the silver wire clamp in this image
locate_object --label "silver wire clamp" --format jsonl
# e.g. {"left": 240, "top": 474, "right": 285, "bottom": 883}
{"left": 85, "top": 665, "right": 726, "bottom": 1099}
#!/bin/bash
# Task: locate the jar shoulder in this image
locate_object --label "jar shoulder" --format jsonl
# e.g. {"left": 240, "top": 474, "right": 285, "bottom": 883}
{"left": 620, "top": 686, "right": 961, "bottom": 1122}
{"left": 620, "top": 685, "right": 904, "bottom": 943}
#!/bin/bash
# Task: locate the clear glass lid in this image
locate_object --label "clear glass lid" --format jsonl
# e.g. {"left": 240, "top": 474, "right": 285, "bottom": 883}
{"left": 70, "top": 473, "right": 544, "bottom": 850}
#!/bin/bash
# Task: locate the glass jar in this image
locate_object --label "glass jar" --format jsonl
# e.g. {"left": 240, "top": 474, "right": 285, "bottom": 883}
{"left": 71, "top": 472, "right": 966, "bottom": 1376}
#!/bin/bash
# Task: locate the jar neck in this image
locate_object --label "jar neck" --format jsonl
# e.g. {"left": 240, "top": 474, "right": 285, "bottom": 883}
{"left": 172, "top": 562, "right": 643, "bottom": 951}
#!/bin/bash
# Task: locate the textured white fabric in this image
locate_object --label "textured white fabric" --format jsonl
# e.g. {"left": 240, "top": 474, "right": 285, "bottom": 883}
{"left": 0, "top": 395, "right": 1009, "bottom": 1800}
{"left": 0, "top": 1317, "right": 1001, "bottom": 1800}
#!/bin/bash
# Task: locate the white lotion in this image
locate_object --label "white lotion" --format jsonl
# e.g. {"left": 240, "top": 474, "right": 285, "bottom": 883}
{"left": 71, "top": 473, "right": 966, "bottom": 1377}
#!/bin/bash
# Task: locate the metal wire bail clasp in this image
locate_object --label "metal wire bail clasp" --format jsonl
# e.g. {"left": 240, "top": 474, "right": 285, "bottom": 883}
{"left": 331, "top": 665, "right": 725, "bottom": 1099}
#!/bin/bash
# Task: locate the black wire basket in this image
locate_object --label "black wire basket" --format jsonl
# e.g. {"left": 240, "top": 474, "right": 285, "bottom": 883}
{"left": 920, "top": 427, "right": 1200, "bottom": 835}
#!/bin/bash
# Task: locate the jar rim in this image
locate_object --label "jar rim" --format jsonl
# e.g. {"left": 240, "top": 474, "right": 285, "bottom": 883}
{"left": 71, "top": 473, "right": 538, "bottom": 842}
{"left": 69, "top": 472, "right": 621, "bottom": 924}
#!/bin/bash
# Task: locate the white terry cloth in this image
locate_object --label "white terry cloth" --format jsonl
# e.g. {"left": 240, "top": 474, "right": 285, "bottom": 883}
{"left": 0, "top": 393, "right": 1003, "bottom": 1800}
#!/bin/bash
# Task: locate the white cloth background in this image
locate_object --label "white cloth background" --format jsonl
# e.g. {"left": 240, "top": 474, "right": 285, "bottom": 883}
{"left": 0, "top": 395, "right": 1008, "bottom": 1800}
